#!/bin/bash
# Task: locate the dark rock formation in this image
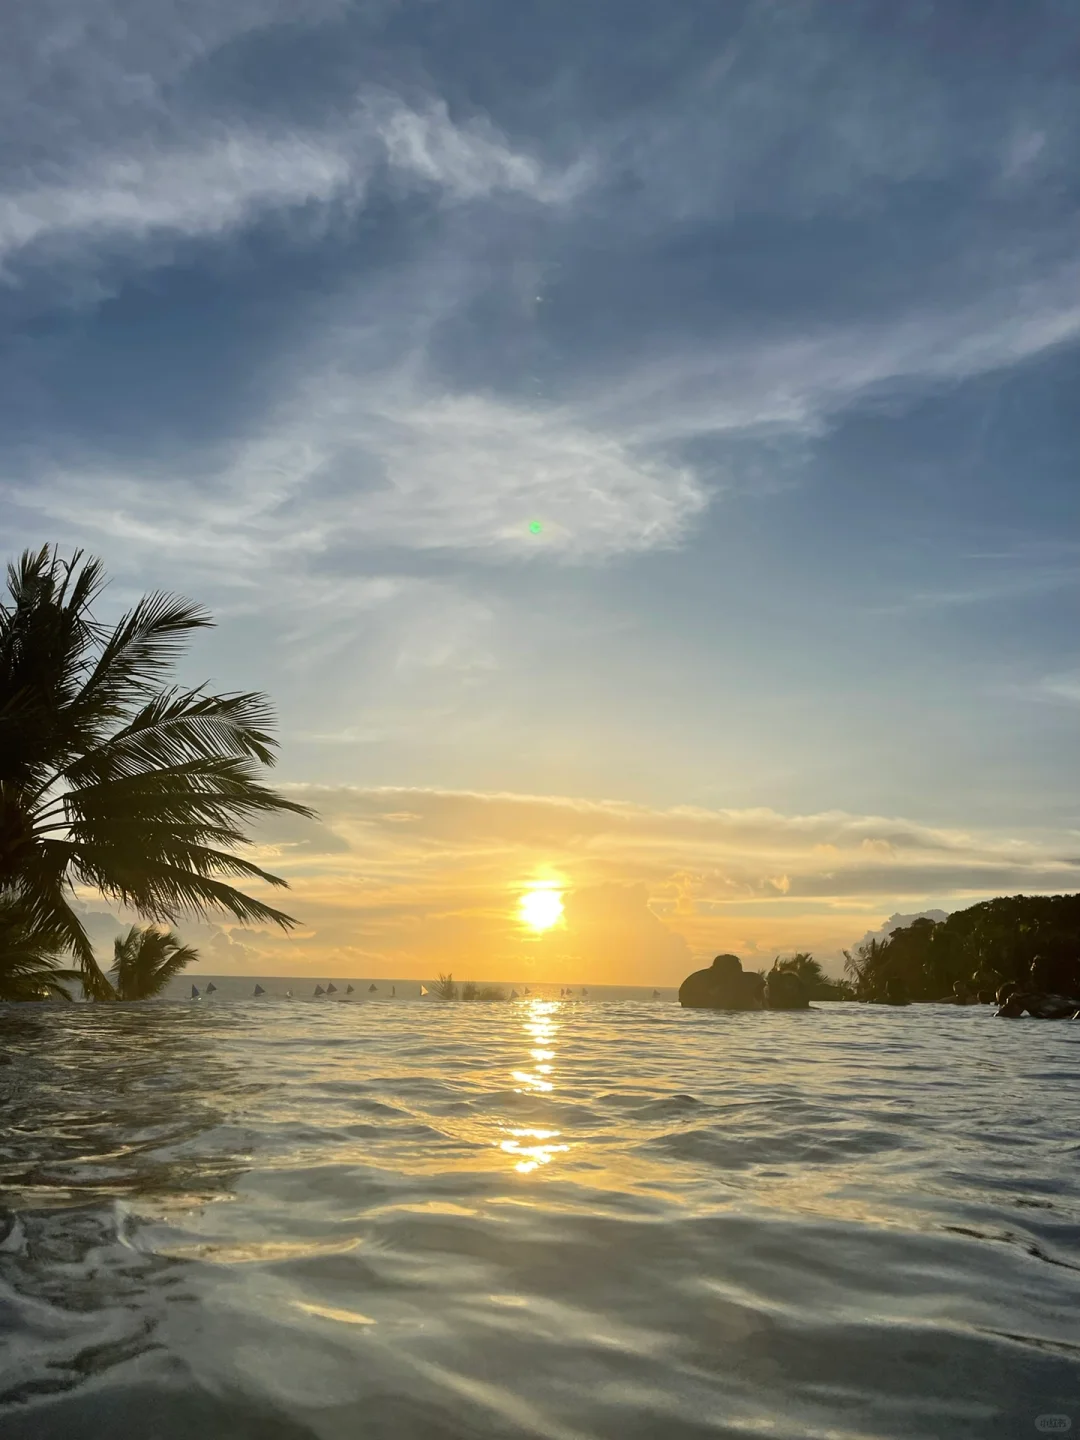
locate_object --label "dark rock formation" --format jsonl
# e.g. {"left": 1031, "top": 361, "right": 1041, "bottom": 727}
{"left": 679, "top": 954, "right": 764, "bottom": 1010}
{"left": 764, "top": 970, "right": 809, "bottom": 1009}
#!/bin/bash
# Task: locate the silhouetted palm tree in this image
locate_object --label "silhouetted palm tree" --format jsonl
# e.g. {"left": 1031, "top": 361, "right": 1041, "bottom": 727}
{"left": 0, "top": 890, "right": 81, "bottom": 1001}
{"left": 773, "top": 952, "right": 828, "bottom": 988}
{"left": 111, "top": 924, "right": 198, "bottom": 1000}
{"left": 0, "top": 546, "right": 314, "bottom": 998}
{"left": 843, "top": 939, "right": 887, "bottom": 996}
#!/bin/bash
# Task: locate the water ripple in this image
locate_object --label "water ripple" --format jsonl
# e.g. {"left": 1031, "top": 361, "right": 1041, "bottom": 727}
{"left": 1, "top": 999, "right": 1078, "bottom": 1437}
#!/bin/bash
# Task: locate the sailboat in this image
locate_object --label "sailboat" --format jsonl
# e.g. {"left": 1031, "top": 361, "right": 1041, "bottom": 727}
{"left": 314, "top": 984, "right": 325, "bottom": 997}
{"left": 391, "top": 985, "right": 396, "bottom": 997}
{"left": 346, "top": 984, "right": 354, "bottom": 995}
{"left": 190, "top": 984, "right": 200, "bottom": 1000}
{"left": 524, "top": 986, "right": 530, "bottom": 995}
{"left": 368, "top": 983, "right": 377, "bottom": 993}
{"left": 326, "top": 982, "right": 338, "bottom": 995}
{"left": 253, "top": 984, "right": 265, "bottom": 997}
{"left": 285, "top": 990, "right": 293, "bottom": 999}
{"left": 420, "top": 985, "right": 429, "bottom": 996}
{"left": 509, "top": 988, "right": 519, "bottom": 999}
{"left": 205, "top": 981, "right": 217, "bottom": 994}
{"left": 581, "top": 987, "right": 588, "bottom": 996}
{"left": 652, "top": 989, "right": 661, "bottom": 999}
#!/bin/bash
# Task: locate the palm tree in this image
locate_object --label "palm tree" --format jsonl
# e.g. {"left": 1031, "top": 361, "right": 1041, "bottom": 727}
{"left": 773, "top": 952, "right": 828, "bottom": 988}
{"left": 110, "top": 924, "right": 198, "bottom": 1000}
{"left": 843, "top": 939, "right": 888, "bottom": 998}
{"left": 0, "top": 546, "right": 314, "bottom": 998}
{"left": 0, "top": 889, "right": 81, "bottom": 1001}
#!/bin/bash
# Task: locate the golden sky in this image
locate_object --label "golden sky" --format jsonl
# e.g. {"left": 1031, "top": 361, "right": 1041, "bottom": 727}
{"left": 108, "top": 785, "right": 1076, "bottom": 985}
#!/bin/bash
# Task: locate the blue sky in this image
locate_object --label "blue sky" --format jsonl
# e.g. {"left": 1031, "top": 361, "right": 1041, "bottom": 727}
{"left": 3, "top": 1, "right": 1078, "bottom": 977}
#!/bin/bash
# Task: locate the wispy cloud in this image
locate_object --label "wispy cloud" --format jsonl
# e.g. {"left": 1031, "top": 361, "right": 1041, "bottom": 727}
{"left": 11, "top": 362, "right": 708, "bottom": 573}
{"left": 4, "top": 3, "right": 1080, "bottom": 583}
{"left": 605, "top": 266, "right": 1080, "bottom": 448}
{"left": 225, "top": 378, "right": 706, "bottom": 561}
{"left": 1031, "top": 674, "right": 1080, "bottom": 706}
{"left": 124, "top": 786, "right": 1075, "bottom": 980}
{"left": 0, "top": 131, "right": 355, "bottom": 266}
{"left": 0, "top": 92, "right": 585, "bottom": 275}
{"left": 15, "top": 254, "right": 1078, "bottom": 583}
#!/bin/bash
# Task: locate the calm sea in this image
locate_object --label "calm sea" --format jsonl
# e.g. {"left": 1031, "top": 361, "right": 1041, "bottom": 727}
{"left": 1, "top": 995, "right": 1078, "bottom": 1438}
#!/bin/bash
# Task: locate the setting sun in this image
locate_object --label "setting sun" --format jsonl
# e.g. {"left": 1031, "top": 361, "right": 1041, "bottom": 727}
{"left": 519, "top": 887, "right": 564, "bottom": 931}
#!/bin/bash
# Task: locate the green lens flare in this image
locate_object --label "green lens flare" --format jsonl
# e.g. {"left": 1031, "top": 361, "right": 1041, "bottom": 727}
{"left": 529, "top": 521, "right": 543, "bottom": 534}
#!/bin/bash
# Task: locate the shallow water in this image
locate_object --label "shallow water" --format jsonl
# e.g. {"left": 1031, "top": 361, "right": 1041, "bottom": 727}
{"left": 1, "top": 998, "right": 1078, "bottom": 1439}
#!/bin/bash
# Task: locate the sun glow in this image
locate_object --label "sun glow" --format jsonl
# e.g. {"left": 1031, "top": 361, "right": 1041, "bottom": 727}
{"left": 519, "top": 887, "right": 564, "bottom": 931}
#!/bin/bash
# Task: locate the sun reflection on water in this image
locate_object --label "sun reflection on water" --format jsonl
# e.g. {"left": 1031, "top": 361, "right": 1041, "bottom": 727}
{"left": 501, "top": 1000, "right": 569, "bottom": 1174}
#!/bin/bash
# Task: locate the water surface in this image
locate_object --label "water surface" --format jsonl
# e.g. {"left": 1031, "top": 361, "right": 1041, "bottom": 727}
{"left": 1, "top": 998, "right": 1078, "bottom": 1438}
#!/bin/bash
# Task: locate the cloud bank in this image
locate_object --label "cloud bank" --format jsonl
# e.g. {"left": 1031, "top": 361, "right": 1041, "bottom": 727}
{"left": 105, "top": 786, "right": 1076, "bottom": 983}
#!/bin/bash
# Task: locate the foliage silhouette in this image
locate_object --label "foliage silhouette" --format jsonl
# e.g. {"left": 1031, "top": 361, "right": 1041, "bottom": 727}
{"left": 461, "top": 981, "right": 507, "bottom": 1002}
{"left": 843, "top": 895, "right": 1080, "bottom": 1002}
{"left": 0, "top": 890, "right": 81, "bottom": 1001}
{"left": 111, "top": 924, "right": 199, "bottom": 1000}
{"left": 771, "top": 952, "right": 853, "bottom": 999}
{"left": 433, "top": 973, "right": 458, "bottom": 1001}
{"left": 0, "top": 546, "right": 313, "bottom": 998}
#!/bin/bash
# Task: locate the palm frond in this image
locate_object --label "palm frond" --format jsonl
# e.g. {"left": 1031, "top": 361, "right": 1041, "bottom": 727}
{"left": 0, "top": 889, "right": 83, "bottom": 1001}
{"left": 5, "top": 841, "right": 150, "bottom": 999}
{"left": 70, "top": 595, "right": 213, "bottom": 736}
{"left": 63, "top": 689, "right": 295, "bottom": 781}
{"left": 111, "top": 924, "right": 199, "bottom": 1000}
{"left": 1, "top": 547, "right": 316, "bottom": 979}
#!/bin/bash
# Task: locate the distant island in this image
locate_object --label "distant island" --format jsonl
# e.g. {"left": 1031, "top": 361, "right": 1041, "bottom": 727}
{"left": 679, "top": 894, "right": 1080, "bottom": 1012}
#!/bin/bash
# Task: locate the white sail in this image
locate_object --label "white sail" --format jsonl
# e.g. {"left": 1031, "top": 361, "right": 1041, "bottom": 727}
{"left": 420, "top": 985, "right": 429, "bottom": 996}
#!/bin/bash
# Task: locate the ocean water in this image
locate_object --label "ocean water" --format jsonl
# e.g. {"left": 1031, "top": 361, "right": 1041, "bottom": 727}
{"left": 1, "top": 997, "right": 1078, "bottom": 1439}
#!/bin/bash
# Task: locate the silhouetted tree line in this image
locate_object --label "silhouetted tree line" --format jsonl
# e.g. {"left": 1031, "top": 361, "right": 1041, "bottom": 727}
{"left": 843, "top": 895, "right": 1080, "bottom": 1003}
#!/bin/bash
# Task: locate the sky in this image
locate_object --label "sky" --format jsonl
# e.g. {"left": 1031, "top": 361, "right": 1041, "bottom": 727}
{"left": 4, "top": 1, "right": 1079, "bottom": 982}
